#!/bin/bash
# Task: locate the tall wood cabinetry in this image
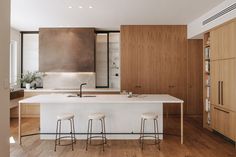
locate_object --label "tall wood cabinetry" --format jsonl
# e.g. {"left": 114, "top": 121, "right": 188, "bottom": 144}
{"left": 207, "top": 19, "right": 236, "bottom": 142}
{"left": 121, "top": 25, "right": 203, "bottom": 115}
{"left": 187, "top": 40, "right": 203, "bottom": 115}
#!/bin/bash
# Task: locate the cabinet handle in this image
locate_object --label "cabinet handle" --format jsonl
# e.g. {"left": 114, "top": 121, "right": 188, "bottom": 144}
{"left": 218, "top": 81, "right": 221, "bottom": 105}
{"left": 221, "top": 81, "right": 223, "bottom": 106}
{"left": 214, "top": 107, "right": 229, "bottom": 114}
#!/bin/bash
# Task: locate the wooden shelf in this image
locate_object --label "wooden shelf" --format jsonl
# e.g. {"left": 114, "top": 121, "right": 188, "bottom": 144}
{"left": 203, "top": 32, "right": 211, "bottom": 130}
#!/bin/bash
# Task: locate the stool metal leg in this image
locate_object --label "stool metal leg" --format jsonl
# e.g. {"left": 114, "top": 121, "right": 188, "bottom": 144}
{"left": 54, "top": 120, "right": 59, "bottom": 151}
{"left": 102, "top": 117, "right": 107, "bottom": 144}
{"left": 100, "top": 119, "right": 105, "bottom": 151}
{"left": 154, "top": 119, "right": 157, "bottom": 144}
{"left": 139, "top": 118, "right": 143, "bottom": 144}
{"left": 86, "top": 119, "right": 91, "bottom": 151}
{"left": 89, "top": 119, "right": 93, "bottom": 144}
{"left": 70, "top": 119, "right": 74, "bottom": 151}
{"left": 141, "top": 119, "right": 146, "bottom": 150}
{"left": 155, "top": 118, "right": 160, "bottom": 150}
{"left": 58, "top": 120, "right": 61, "bottom": 144}
{"left": 72, "top": 118, "right": 76, "bottom": 144}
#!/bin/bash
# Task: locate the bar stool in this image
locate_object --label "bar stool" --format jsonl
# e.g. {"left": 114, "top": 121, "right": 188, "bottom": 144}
{"left": 139, "top": 112, "right": 160, "bottom": 150}
{"left": 86, "top": 112, "right": 107, "bottom": 151}
{"left": 54, "top": 113, "right": 76, "bottom": 151}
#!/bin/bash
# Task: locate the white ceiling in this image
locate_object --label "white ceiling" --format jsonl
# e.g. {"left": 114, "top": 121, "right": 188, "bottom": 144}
{"left": 11, "top": 0, "right": 225, "bottom": 31}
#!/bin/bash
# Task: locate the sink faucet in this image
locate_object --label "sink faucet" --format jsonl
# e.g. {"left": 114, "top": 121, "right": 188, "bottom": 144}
{"left": 79, "top": 83, "right": 87, "bottom": 97}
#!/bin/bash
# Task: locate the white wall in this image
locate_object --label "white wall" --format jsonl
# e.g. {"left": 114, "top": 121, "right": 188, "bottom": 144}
{"left": 188, "top": 0, "right": 236, "bottom": 39}
{"left": 0, "top": 0, "right": 10, "bottom": 156}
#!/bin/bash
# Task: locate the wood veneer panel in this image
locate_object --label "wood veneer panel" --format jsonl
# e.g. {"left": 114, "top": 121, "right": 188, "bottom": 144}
{"left": 221, "top": 59, "right": 236, "bottom": 111}
{"left": 121, "top": 25, "right": 188, "bottom": 114}
{"left": 187, "top": 39, "right": 203, "bottom": 115}
{"left": 39, "top": 28, "right": 95, "bottom": 72}
{"left": 10, "top": 90, "right": 24, "bottom": 100}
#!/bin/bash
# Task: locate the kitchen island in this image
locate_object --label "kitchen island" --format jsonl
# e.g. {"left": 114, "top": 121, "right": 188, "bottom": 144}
{"left": 18, "top": 94, "right": 184, "bottom": 144}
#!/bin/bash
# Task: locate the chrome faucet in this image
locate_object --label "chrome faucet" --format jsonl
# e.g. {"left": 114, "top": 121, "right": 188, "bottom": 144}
{"left": 79, "top": 83, "right": 87, "bottom": 97}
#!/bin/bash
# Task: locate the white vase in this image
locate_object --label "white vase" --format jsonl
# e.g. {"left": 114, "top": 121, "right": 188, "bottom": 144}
{"left": 25, "top": 83, "right": 31, "bottom": 89}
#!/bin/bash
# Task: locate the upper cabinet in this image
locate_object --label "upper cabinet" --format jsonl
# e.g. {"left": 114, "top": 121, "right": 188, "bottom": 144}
{"left": 39, "top": 28, "right": 95, "bottom": 72}
{"left": 210, "top": 20, "right": 236, "bottom": 61}
{"left": 220, "top": 59, "right": 236, "bottom": 111}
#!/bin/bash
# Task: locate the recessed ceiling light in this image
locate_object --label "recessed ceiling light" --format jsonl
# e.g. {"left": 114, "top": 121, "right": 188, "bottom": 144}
{"left": 68, "top": 6, "right": 72, "bottom": 9}
{"left": 89, "top": 6, "right": 93, "bottom": 9}
{"left": 78, "top": 6, "right": 83, "bottom": 9}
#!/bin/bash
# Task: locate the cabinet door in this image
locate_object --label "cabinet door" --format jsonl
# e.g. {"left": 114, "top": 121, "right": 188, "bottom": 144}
{"left": 121, "top": 27, "right": 140, "bottom": 93}
{"left": 221, "top": 21, "right": 236, "bottom": 60}
{"left": 210, "top": 28, "right": 221, "bottom": 61}
{"left": 187, "top": 39, "right": 203, "bottom": 115}
{"left": 210, "top": 61, "right": 220, "bottom": 106}
{"left": 221, "top": 59, "right": 236, "bottom": 111}
{"left": 211, "top": 106, "right": 235, "bottom": 140}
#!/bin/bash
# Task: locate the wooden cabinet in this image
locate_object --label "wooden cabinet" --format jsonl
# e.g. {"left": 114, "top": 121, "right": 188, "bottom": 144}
{"left": 210, "top": 20, "right": 236, "bottom": 61}
{"left": 210, "top": 20, "right": 236, "bottom": 111}
{"left": 210, "top": 59, "right": 236, "bottom": 111}
{"left": 210, "top": 61, "right": 220, "bottom": 106}
{"left": 121, "top": 25, "right": 205, "bottom": 115}
{"left": 211, "top": 105, "right": 235, "bottom": 140}
{"left": 221, "top": 21, "right": 236, "bottom": 60}
{"left": 210, "top": 27, "right": 221, "bottom": 60}
{"left": 121, "top": 25, "right": 188, "bottom": 114}
{"left": 221, "top": 59, "right": 236, "bottom": 111}
{"left": 187, "top": 39, "right": 203, "bottom": 115}
{"left": 209, "top": 20, "right": 236, "bottom": 141}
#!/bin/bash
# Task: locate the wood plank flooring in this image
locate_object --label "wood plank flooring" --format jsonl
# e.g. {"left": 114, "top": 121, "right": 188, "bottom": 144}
{"left": 10, "top": 117, "right": 236, "bottom": 157}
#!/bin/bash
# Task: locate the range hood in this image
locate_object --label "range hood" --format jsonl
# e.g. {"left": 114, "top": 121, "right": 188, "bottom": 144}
{"left": 39, "top": 28, "right": 95, "bottom": 72}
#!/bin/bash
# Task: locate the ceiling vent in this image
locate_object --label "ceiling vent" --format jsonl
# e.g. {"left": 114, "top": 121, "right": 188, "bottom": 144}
{"left": 202, "top": 3, "right": 236, "bottom": 25}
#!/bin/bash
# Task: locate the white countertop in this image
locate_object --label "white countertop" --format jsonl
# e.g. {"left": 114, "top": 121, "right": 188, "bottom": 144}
{"left": 24, "top": 88, "right": 120, "bottom": 93}
{"left": 19, "top": 94, "right": 184, "bottom": 104}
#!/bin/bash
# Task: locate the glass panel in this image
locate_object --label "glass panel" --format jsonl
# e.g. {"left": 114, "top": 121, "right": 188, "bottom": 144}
{"left": 109, "top": 33, "right": 120, "bottom": 89}
{"left": 22, "top": 34, "right": 39, "bottom": 74}
{"left": 96, "top": 33, "right": 108, "bottom": 87}
{"left": 9, "top": 40, "right": 18, "bottom": 87}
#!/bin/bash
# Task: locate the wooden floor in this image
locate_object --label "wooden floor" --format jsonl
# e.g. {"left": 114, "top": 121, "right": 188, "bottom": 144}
{"left": 10, "top": 117, "right": 236, "bottom": 157}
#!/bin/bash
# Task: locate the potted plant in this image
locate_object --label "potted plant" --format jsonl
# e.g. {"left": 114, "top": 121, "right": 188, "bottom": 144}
{"left": 19, "top": 71, "right": 43, "bottom": 89}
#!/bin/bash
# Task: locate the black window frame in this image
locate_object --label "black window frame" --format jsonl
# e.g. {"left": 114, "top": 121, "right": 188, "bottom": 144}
{"left": 95, "top": 31, "right": 120, "bottom": 88}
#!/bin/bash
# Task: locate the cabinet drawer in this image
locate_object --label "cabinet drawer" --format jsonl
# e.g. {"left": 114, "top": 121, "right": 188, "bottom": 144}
{"left": 211, "top": 105, "right": 235, "bottom": 140}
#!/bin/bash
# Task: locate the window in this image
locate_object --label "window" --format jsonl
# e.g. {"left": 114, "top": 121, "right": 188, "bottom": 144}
{"left": 96, "top": 33, "right": 109, "bottom": 87}
{"left": 22, "top": 33, "right": 39, "bottom": 74}
{"left": 95, "top": 32, "right": 120, "bottom": 88}
{"left": 21, "top": 32, "right": 42, "bottom": 88}
{"left": 9, "top": 40, "right": 18, "bottom": 87}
